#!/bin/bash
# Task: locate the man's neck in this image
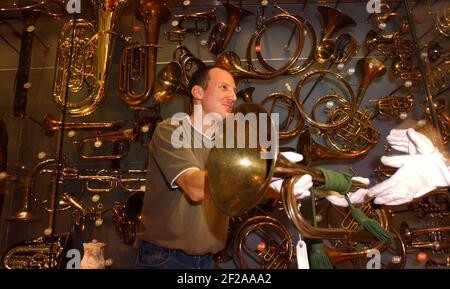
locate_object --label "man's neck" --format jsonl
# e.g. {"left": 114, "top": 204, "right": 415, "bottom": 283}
{"left": 189, "top": 113, "right": 216, "bottom": 138}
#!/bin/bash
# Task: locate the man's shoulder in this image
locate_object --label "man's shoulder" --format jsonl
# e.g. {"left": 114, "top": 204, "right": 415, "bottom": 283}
{"left": 154, "top": 115, "right": 190, "bottom": 137}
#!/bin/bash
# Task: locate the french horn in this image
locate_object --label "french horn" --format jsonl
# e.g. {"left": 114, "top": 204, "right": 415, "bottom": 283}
{"left": 52, "top": 0, "right": 127, "bottom": 116}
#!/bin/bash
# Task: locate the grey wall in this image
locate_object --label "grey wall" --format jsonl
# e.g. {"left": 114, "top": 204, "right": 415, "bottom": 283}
{"left": 0, "top": 0, "right": 448, "bottom": 269}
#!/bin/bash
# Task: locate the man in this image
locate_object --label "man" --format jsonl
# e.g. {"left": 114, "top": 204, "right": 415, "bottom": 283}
{"left": 136, "top": 65, "right": 369, "bottom": 269}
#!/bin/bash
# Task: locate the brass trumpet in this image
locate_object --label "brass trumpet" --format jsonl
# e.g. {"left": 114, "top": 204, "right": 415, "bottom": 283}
{"left": 314, "top": 6, "right": 356, "bottom": 64}
{"left": 42, "top": 114, "right": 123, "bottom": 137}
{"left": 368, "top": 94, "right": 414, "bottom": 120}
{"left": 172, "top": 9, "right": 216, "bottom": 35}
{"left": 52, "top": 0, "right": 127, "bottom": 116}
{"left": 207, "top": 2, "right": 252, "bottom": 55}
{"left": 400, "top": 221, "right": 450, "bottom": 252}
{"left": 232, "top": 216, "right": 294, "bottom": 269}
{"left": 119, "top": 0, "right": 170, "bottom": 106}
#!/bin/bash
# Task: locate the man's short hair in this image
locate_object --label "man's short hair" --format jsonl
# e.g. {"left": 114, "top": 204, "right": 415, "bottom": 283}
{"left": 187, "top": 65, "right": 230, "bottom": 98}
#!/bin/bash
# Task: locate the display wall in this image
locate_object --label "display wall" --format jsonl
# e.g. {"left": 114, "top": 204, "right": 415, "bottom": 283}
{"left": 0, "top": 0, "right": 449, "bottom": 269}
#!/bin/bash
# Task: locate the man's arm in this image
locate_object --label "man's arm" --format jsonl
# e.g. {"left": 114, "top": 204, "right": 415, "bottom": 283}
{"left": 176, "top": 170, "right": 209, "bottom": 202}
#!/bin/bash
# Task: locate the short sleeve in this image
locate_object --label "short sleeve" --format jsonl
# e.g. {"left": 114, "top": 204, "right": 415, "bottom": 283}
{"left": 149, "top": 120, "right": 201, "bottom": 189}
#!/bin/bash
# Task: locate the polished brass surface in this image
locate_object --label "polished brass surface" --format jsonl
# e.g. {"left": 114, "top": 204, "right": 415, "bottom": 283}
{"left": 216, "top": 12, "right": 304, "bottom": 80}
{"left": 372, "top": 3, "right": 409, "bottom": 39}
{"left": 314, "top": 6, "right": 356, "bottom": 64}
{"left": 42, "top": 114, "right": 123, "bottom": 137}
{"left": 52, "top": 1, "right": 127, "bottom": 116}
{"left": 207, "top": 2, "right": 252, "bottom": 55}
{"left": 233, "top": 216, "right": 294, "bottom": 269}
{"left": 1, "top": 233, "right": 71, "bottom": 269}
{"left": 206, "top": 102, "right": 369, "bottom": 216}
{"left": 112, "top": 191, "right": 144, "bottom": 245}
{"left": 172, "top": 9, "right": 216, "bottom": 34}
{"left": 368, "top": 94, "right": 414, "bottom": 119}
{"left": 119, "top": 0, "right": 170, "bottom": 106}
{"left": 400, "top": 221, "right": 450, "bottom": 252}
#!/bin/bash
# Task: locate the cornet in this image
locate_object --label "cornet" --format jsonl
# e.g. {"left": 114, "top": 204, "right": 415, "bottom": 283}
{"left": 400, "top": 221, "right": 450, "bottom": 252}
{"left": 368, "top": 94, "right": 414, "bottom": 119}
{"left": 172, "top": 9, "right": 216, "bottom": 35}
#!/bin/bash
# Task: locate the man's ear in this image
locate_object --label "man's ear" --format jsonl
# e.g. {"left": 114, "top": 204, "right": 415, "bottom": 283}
{"left": 191, "top": 85, "right": 204, "bottom": 102}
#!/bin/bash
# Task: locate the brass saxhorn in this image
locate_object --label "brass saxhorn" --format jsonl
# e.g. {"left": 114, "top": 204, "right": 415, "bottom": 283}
{"left": 314, "top": 6, "right": 356, "bottom": 64}
{"left": 232, "top": 216, "right": 294, "bottom": 269}
{"left": 207, "top": 2, "right": 252, "bottom": 55}
{"left": 206, "top": 102, "right": 369, "bottom": 217}
{"left": 52, "top": 0, "right": 127, "bottom": 116}
{"left": 400, "top": 221, "right": 450, "bottom": 252}
{"left": 42, "top": 114, "right": 123, "bottom": 137}
{"left": 1, "top": 232, "right": 71, "bottom": 269}
{"left": 119, "top": 0, "right": 170, "bottom": 106}
{"left": 172, "top": 9, "right": 216, "bottom": 35}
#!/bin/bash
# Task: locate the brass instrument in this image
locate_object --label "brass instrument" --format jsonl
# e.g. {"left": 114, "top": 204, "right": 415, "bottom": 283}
{"left": 42, "top": 114, "right": 123, "bottom": 137}
{"left": 232, "top": 216, "right": 294, "bottom": 269}
{"left": 260, "top": 87, "right": 304, "bottom": 140}
{"left": 172, "top": 45, "right": 205, "bottom": 89}
{"left": 112, "top": 191, "right": 144, "bottom": 245}
{"left": 1, "top": 232, "right": 71, "bottom": 269}
{"left": 252, "top": 5, "right": 316, "bottom": 75}
{"left": 206, "top": 102, "right": 369, "bottom": 217}
{"left": 294, "top": 70, "right": 356, "bottom": 131}
{"left": 1, "top": 117, "right": 8, "bottom": 173}
{"left": 0, "top": 1, "right": 65, "bottom": 118}
{"left": 216, "top": 13, "right": 305, "bottom": 80}
{"left": 297, "top": 126, "right": 372, "bottom": 164}
{"left": 73, "top": 116, "right": 158, "bottom": 160}
{"left": 61, "top": 192, "right": 103, "bottom": 233}
{"left": 372, "top": 3, "right": 409, "bottom": 39}
{"left": 368, "top": 94, "right": 414, "bottom": 119}
{"left": 423, "top": 98, "right": 449, "bottom": 144}
{"left": 400, "top": 221, "right": 450, "bottom": 252}
{"left": 323, "top": 57, "right": 385, "bottom": 154}
{"left": 314, "top": 6, "right": 356, "bottom": 64}
{"left": 119, "top": 0, "right": 170, "bottom": 106}
{"left": 172, "top": 9, "right": 216, "bottom": 35}
{"left": 52, "top": 0, "right": 127, "bottom": 116}
{"left": 435, "top": 7, "right": 450, "bottom": 37}
{"left": 207, "top": 2, "right": 252, "bottom": 55}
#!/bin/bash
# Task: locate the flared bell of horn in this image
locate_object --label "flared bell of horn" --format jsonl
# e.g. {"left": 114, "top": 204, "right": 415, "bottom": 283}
{"left": 153, "top": 62, "right": 183, "bottom": 103}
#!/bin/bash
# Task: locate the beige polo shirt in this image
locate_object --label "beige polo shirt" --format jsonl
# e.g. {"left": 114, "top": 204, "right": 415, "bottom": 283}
{"left": 139, "top": 116, "right": 229, "bottom": 255}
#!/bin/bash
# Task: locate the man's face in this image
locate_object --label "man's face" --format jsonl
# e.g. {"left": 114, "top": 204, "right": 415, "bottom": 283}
{"left": 197, "top": 68, "right": 237, "bottom": 119}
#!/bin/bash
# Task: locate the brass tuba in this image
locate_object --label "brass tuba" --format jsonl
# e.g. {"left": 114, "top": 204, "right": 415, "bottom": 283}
{"left": 52, "top": 0, "right": 127, "bottom": 116}
{"left": 314, "top": 6, "right": 356, "bottom": 64}
{"left": 119, "top": 0, "right": 170, "bottom": 106}
{"left": 207, "top": 2, "right": 252, "bottom": 55}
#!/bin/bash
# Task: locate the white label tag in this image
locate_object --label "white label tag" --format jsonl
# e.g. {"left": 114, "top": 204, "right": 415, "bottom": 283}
{"left": 296, "top": 234, "right": 310, "bottom": 269}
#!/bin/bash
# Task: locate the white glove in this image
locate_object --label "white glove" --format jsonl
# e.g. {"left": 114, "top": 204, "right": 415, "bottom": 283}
{"left": 386, "top": 128, "right": 435, "bottom": 155}
{"left": 270, "top": 174, "right": 313, "bottom": 200}
{"left": 270, "top": 151, "right": 312, "bottom": 199}
{"left": 368, "top": 151, "right": 450, "bottom": 206}
{"left": 324, "top": 177, "right": 370, "bottom": 207}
